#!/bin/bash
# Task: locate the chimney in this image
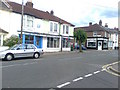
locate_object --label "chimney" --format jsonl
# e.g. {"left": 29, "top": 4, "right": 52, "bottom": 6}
{"left": 89, "top": 22, "right": 92, "bottom": 26}
{"left": 99, "top": 20, "right": 102, "bottom": 26}
{"left": 105, "top": 23, "right": 108, "bottom": 27}
{"left": 50, "top": 10, "right": 54, "bottom": 15}
{"left": 26, "top": 0, "right": 33, "bottom": 8}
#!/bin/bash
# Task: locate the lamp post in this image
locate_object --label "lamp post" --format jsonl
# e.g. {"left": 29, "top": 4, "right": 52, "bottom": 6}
{"left": 20, "top": 0, "right": 24, "bottom": 44}
{"left": 59, "top": 19, "right": 62, "bottom": 52}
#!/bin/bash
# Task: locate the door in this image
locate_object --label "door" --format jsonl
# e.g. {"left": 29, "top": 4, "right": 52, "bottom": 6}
{"left": 98, "top": 41, "right": 102, "bottom": 50}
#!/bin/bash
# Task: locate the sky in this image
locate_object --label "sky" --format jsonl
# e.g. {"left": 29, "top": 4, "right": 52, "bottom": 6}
{"left": 9, "top": 0, "right": 119, "bottom": 28}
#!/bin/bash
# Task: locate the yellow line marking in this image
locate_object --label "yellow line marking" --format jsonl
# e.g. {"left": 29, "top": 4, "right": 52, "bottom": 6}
{"left": 102, "top": 61, "right": 120, "bottom": 77}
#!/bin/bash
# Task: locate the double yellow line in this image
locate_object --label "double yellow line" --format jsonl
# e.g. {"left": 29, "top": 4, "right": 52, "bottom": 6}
{"left": 102, "top": 61, "right": 120, "bottom": 77}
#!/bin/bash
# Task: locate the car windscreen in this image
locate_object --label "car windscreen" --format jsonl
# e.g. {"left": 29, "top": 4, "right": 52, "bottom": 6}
{"left": 9, "top": 44, "right": 19, "bottom": 50}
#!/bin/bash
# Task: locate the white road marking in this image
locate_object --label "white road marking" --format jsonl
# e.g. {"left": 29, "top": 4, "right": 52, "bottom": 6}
{"left": 1, "top": 62, "right": 37, "bottom": 68}
{"left": 101, "top": 69, "right": 106, "bottom": 71}
{"left": 93, "top": 71, "right": 100, "bottom": 74}
{"left": 84, "top": 74, "right": 93, "bottom": 77}
{"left": 57, "top": 82, "right": 71, "bottom": 88}
{"left": 73, "top": 77, "right": 83, "bottom": 82}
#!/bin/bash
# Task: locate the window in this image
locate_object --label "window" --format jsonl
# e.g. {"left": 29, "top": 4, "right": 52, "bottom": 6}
{"left": 54, "top": 23, "right": 58, "bottom": 32}
{"left": 27, "top": 16, "right": 33, "bottom": 27}
{"left": 62, "top": 38, "right": 70, "bottom": 48}
{"left": 88, "top": 42, "right": 96, "bottom": 47}
{"left": 66, "top": 26, "right": 69, "bottom": 34}
{"left": 93, "top": 32, "right": 97, "bottom": 37}
{"left": 63, "top": 25, "right": 65, "bottom": 34}
{"left": 25, "top": 35, "right": 34, "bottom": 44}
{"left": 47, "top": 37, "right": 59, "bottom": 48}
{"left": 103, "top": 41, "right": 108, "bottom": 48}
{"left": 27, "top": 44, "right": 35, "bottom": 49}
{"left": 0, "top": 35, "right": 1, "bottom": 46}
{"left": 105, "top": 32, "right": 107, "bottom": 37}
{"left": 50, "top": 22, "right": 53, "bottom": 32}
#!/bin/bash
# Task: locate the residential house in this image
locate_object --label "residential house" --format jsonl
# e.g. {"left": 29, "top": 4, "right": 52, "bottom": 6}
{"left": 74, "top": 20, "right": 118, "bottom": 50}
{"left": 0, "top": 0, "right": 74, "bottom": 52}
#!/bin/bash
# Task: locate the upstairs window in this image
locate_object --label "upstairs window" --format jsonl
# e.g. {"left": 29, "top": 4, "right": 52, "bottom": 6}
{"left": 54, "top": 23, "right": 58, "bottom": 32}
{"left": 105, "top": 31, "right": 107, "bottom": 37}
{"left": 63, "top": 25, "right": 65, "bottom": 34}
{"left": 93, "top": 31, "right": 97, "bottom": 37}
{"left": 50, "top": 22, "right": 53, "bottom": 32}
{"left": 66, "top": 26, "right": 69, "bottom": 34}
{"left": 27, "top": 16, "right": 33, "bottom": 27}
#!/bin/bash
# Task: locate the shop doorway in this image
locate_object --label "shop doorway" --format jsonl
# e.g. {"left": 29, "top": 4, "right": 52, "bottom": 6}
{"left": 98, "top": 41, "right": 102, "bottom": 50}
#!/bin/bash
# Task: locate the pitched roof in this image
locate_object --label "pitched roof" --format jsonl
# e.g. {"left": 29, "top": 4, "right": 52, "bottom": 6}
{"left": 6, "top": 1, "right": 74, "bottom": 26}
{"left": 75, "top": 24, "right": 108, "bottom": 32}
{"left": 75, "top": 23, "right": 118, "bottom": 33}
{"left": 0, "top": 28, "right": 8, "bottom": 33}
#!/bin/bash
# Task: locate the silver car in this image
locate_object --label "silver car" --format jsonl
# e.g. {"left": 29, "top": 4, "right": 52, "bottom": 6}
{"left": 0, "top": 44, "right": 44, "bottom": 61}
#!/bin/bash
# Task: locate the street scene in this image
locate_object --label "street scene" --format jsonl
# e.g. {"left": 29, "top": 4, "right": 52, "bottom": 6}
{"left": 0, "top": 0, "right": 120, "bottom": 90}
{"left": 2, "top": 50, "right": 119, "bottom": 88}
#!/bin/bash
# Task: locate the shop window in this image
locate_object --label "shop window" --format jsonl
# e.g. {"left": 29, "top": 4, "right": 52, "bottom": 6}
{"left": 25, "top": 35, "right": 34, "bottom": 44}
{"left": 88, "top": 42, "right": 96, "bottom": 47}
{"left": 103, "top": 42, "right": 108, "bottom": 48}
{"left": 47, "top": 37, "right": 59, "bottom": 48}
{"left": 62, "top": 38, "right": 70, "bottom": 48}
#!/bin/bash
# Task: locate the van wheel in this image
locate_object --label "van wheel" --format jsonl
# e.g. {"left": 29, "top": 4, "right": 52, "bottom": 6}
{"left": 34, "top": 53, "right": 40, "bottom": 59}
{"left": 5, "top": 54, "right": 13, "bottom": 61}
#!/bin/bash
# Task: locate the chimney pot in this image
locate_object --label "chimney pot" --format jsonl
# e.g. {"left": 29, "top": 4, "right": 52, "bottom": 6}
{"left": 99, "top": 20, "right": 102, "bottom": 26}
{"left": 26, "top": 0, "right": 33, "bottom": 8}
{"left": 89, "top": 22, "right": 92, "bottom": 26}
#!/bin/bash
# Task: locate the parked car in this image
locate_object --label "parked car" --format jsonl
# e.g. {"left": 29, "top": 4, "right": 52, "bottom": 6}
{"left": 75, "top": 45, "right": 87, "bottom": 50}
{"left": 0, "top": 44, "right": 44, "bottom": 61}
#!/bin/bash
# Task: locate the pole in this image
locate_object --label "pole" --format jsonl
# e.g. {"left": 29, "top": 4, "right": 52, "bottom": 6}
{"left": 59, "top": 20, "right": 62, "bottom": 52}
{"left": 20, "top": 0, "right": 24, "bottom": 44}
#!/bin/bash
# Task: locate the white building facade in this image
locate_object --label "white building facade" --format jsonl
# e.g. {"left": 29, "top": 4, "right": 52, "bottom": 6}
{"left": 0, "top": 0, "right": 74, "bottom": 52}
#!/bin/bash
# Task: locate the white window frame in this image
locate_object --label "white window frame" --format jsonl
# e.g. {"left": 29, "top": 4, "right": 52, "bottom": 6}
{"left": 27, "top": 15, "right": 34, "bottom": 27}
{"left": 50, "top": 22, "right": 53, "bottom": 32}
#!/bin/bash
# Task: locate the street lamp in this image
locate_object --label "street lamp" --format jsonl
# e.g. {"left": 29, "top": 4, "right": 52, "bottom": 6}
{"left": 59, "top": 19, "right": 62, "bottom": 52}
{"left": 20, "top": 0, "right": 24, "bottom": 44}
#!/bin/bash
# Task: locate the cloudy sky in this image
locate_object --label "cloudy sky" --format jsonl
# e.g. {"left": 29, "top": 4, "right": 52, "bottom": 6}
{"left": 9, "top": 0, "right": 119, "bottom": 28}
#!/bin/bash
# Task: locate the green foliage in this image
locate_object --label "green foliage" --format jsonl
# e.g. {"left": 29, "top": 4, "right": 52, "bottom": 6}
{"left": 3, "top": 35, "right": 19, "bottom": 47}
{"left": 74, "top": 29, "right": 87, "bottom": 52}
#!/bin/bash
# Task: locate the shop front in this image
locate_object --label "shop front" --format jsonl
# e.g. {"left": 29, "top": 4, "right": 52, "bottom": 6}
{"left": 87, "top": 37, "right": 108, "bottom": 50}
{"left": 20, "top": 34, "right": 43, "bottom": 49}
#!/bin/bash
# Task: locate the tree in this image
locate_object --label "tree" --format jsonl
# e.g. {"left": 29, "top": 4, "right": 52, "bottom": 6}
{"left": 74, "top": 29, "right": 87, "bottom": 52}
{"left": 3, "top": 35, "right": 19, "bottom": 47}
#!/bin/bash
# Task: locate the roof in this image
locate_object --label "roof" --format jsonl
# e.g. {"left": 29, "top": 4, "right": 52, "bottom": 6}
{"left": 75, "top": 23, "right": 118, "bottom": 33}
{"left": 0, "top": 28, "right": 8, "bottom": 33}
{"left": 6, "top": 1, "right": 74, "bottom": 26}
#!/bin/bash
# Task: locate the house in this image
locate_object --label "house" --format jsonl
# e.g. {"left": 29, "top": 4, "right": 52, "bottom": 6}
{"left": 74, "top": 20, "right": 118, "bottom": 50}
{"left": 0, "top": 0, "right": 74, "bottom": 52}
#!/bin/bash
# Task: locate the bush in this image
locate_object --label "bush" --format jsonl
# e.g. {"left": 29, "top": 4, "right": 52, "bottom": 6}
{"left": 3, "top": 35, "right": 19, "bottom": 47}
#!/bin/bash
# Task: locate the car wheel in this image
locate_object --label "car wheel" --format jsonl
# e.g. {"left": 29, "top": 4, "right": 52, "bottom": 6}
{"left": 5, "top": 54, "right": 13, "bottom": 61}
{"left": 34, "top": 53, "right": 40, "bottom": 59}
